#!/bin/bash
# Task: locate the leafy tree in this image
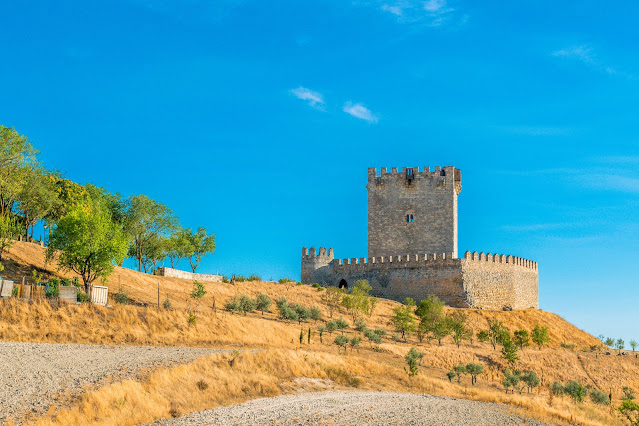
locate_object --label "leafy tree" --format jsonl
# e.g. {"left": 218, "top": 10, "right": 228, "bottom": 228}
{"left": 334, "top": 334, "right": 349, "bottom": 354}
{"left": 605, "top": 337, "right": 615, "bottom": 348}
{"left": 453, "top": 364, "right": 466, "bottom": 384}
{"left": 531, "top": 324, "right": 551, "bottom": 350}
{"left": 325, "top": 320, "right": 337, "bottom": 335}
{"left": 124, "top": 194, "right": 177, "bottom": 272}
{"left": 487, "top": 320, "right": 510, "bottom": 350}
{"left": 309, "top": 306, "right": 322, "bottom": 322}
{"left": 616, "top": 338, "right": 626, "bottom": 354}
{"left": 631, "top": 340, "right": 638, "bottom": 352}
{"left": 46, "top": 206, "right": 127, "bottom": 293}
{"left": 364, "top": 329, "right": 382, "bottom": 347}
{"left": 0, "top": 125, "right": 37, "bottom": 218}
{"left": 224, "top": 296, "right": 241, "bottom": 314}
{"left": 349, "top": 336, "right": 362, "bottom": 352}
{"left": 165, "top": 228, "right": 191, "bottom": 269}
{"left": 501, "top": 335, "right": 520, "bottom": 366}
{"left": 317, "top": 325, "right": 326, "bottom": 343}
{"left": 389, "top": 305, "right": 417, "bottom": 340}
{"left": 292, "top": 304, "right": 311, "bottom": 324}
{"left": 465, "top": 363, "right": 484, "bottom": 385}
{"left": 446, "top": 371, "right": 457, "bottom": 383}
{"left": 0, "top": 215, "right": 19, "bottom": 260}
{"left": 140, "top": 235, "right": 168, "bottom": 273}
{"left": 189, "top": 280, "right": 207, "bottom": 314}
{"left": 335, "top": 317, "right": 349, "bottom": 334}
{"left": 354, "top": 319, "right": 367, "bottom": 333}
{"left": 476, "top": 330, "right": 489, "bottom": 343}
{"left": 255, "top": 293, "right": 272, "bottom": 315}
{"left": 550, "top": 382, "right": 564, "bottom": 397}
{"left": 404, "top": 348, "right": 424, "bottom": 377}
{"left": 415, "top": 295, "right": 445, "bottom": 327}
{"left": 513, "top": 329, "right": 530, "bottom": 350}
{"left": 184, "top": 227, "right": 216, "bottom": 273}
{"left": 16, "top": 167, "right": 57, "bottom": 239}
{"left": 448, "top": 311, "right": 471, "bottom": 348}
{"left": 521, "top": 371, "right": 540, "bottom": 393}
{"left": 341, "top": 280, "right": 373, "bottom": 322}
{"left": 563, "top": 381, "right": 587, "bottom": 403}
{"left": 238, "top": 294, "right": 256, "bottom": 315}
{"left": 618, "top": 399, "right": 639, "bottom": 425}
{"left": 431, "top": 318, "right": 452, "bottom": 346}
{"left": 321, "top": 286, "right": 344, "bottom": 318}
{"left": 502, "top": 369, "right": 522, "bottom": 394}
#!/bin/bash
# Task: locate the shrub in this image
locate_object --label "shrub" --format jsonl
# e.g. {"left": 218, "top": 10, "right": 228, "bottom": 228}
{"left": 465, "top": 363, "right": 484, "bottom": 385}
{"left": 521, "top": 371, "right": 540, "bottom": 393}
{"left": 162, "top": 297, "right": 171, "bottom": 309}
{"left": 60, "top": 278, "right": 71, "bottom": 286}
{"left": 364, "top": 329, "right": 382, "bottom": 347}
{"left": 550, "top": 381, "right": 564, "bottom": 396}
{"left": 309, "top": 306, "right": 322, "bottom": 322}
{"left": 392, "top": 333, "right": 402, "bottom": 342}
{"left": 453, "top": 364, "right": 466, "bottom": 384}
{"left": 404, "top": 347, "right": 424, "bottom": 377}
{"left": 278, "top": 278, "right": 293, "bottom": 284}
{"left": 335, "top": 317, "right": 349, "bottom": 333}
{"left": 278, "top": 304, "right": 299, "bottom": 322}
{"left": 326, "top": 321, "right": 337, "bottom": 335}
{"left": 47, "top": 278, "right": 60, "bottom": 289}
{"left": 334, "top": 334, "right": 349, "bottom": 353}
{"left": 113, "top": 291, "right": 129, "bottom": 305}
{"left": 446, "top": 371, "right": 457, "bottom": 382}
{"left": 11, "top": 286, "right": 17, "bottom": 297}
{"left": 238, "top": 294, "right": 256, "bottom": 315}
{"left": 77, "top": 291, "right": 90, "bottom": 303}
{"left": 275, "top": 296, "right": 288, "bottom": 310}
{"left": 560, "top": 342, "right": 576, "bottom": 350}
{"left": 477, "top": 330, "right": 489, "bottom": 342}
{"left": 502, "top": 369, "right": 521, "bottom": 394}
{"left": 187, "top": 312, "right": 197, "bottom": 325}
{"left": 246, "top": 274, "right": 261, "bottom": 282}
{"left": 224, "top": 296, "right": 241, "bottom": 314}
{"left": 317, "top": 325, "right": 326, "bottom": 343}
{"left": 354, "top": 319, "right": 367, "bottom": 333}
{"left": 311, "top": 283, "right": 323, "bottom": 290}
{"left": 618, "top": 399, "right": 639, "bottom": 425}
{"left": 292, "top": 304, "right": 311, "bottom": 323}
{"left": 255, "top": 293, "right": 272, "bottom": 315}
{"left": 564, "top": 381, "right": 587, "bottom": 403}
{"left": 45, "top": 287, "right": 59, "bottom": 299}
{"left": 221, "top": 276, "right": 230, "bottom": 283}
{"left": 349, "top": 336, "right": 362, "bottom": 352}
{"left": 373, "top": 328, "right": 387, "bottom": 338}
{"left": 590, "top": 389, "right": 610, "bottom": 405}
{"left": 196, "top": 380, "right": 209, "bottom": 391}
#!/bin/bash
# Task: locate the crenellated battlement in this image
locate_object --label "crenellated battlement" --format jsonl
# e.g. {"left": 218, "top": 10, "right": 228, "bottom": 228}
{"left": 462, "top": 251, "right": 538, "bottom": 271}
{"left": 368, "top": 166, "right": 460, "bottom": 181}
{"left": 302, "top": 246, "right": 334, "bottom": 260}
{"left": 333, "top": 252, "right": 459, "bottom": 272}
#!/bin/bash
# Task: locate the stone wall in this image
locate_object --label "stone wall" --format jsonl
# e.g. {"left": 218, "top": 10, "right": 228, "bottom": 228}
{"left": 156, "top": 267, "right": 223, "bottom": 283}
{"left": 301, "top": 248, "right": 539, "bottom": 310}
{"left": 367, "top": 166, "right": 462, "bottom": 259}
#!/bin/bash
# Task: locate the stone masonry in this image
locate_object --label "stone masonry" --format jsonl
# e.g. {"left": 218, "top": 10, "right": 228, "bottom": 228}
{"left": 301, "top": 166, "right": 538, "bottom": 310}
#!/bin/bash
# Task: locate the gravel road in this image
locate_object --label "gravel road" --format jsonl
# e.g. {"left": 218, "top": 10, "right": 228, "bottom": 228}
{"left": 0, "top": 341, "right": 228, "bottom": 424}
{"left": 156, "top": 390, "right": 548, "bottom": 425}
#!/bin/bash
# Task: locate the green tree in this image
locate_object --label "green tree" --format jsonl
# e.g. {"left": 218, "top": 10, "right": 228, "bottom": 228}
{"left": 521, "top": 371, "right": 540, "bottom": 393}
{"left": 334, "top": 334, "right": 349, "bottom": 354}
{"left": 501, "top": 335, "right": 520, "bottom": 366}
{"left": 189, "top": 280, "right": 207, "bottom": 312}
{"left": 318, "top": 325, "right": 326, "bottom": 343}
{"left": 448, "top": 311, "right": 471, "bottom": 348}
{"left": 531, "top": 324, "right": 551, "bottom": 350}
{"left": 404, "top": 348, "right": 424, "bottom": 377}
{"left": 165, "top": 228, "right": 191, "bottom": 269}
{"left": 563, "top": 381, "right": 587, "bottom": 403}
{"left": 513, "top": 329, "right": 530, "bottom": 350}
{"left": 349, "top": 336, "right": 362, "bottom": 353}
{"left": 431, "top": 318, "right": 452, "bottom": 346}
{"left": 618, "top": 399, "right": 639, "bottom": 425}
{"left": 184, "top": 227, "right": 216, "bottom": 273}
{"left": 16, "top": 167, "right": 58, "bottom": 239}
{"left": 325, "top": 320, "right": 337, "bottom": 335}
{"left": 487, "top": 320, "right": 510, "bottom": 350}
{"left": 0, "top": 126, "right": 37, "bottom": 218}
{"left": 446, "top": 371, "right": 457, "bottom": 383}
{"left": 616, "top": 338, "right": 626, "bottom": 354}
{"left": 354, "top": 319, "right": 367, "bottom": 333}
{"left": 631, "top": 340, "right": 638, "bottom": 352}
{"left": 453, "top": 364, "right": 466, "bottom": 384}
{"left": 238, "top": 294, "right": 256, "bottom": 315}
{"left": 255, "top": 293, "right": 272, "bottom": 315}
{"left": 124, "top": 194, "right": 177, "bottom": 272}
{"left": 465, "top": 363, "right": 484, "bottom": 385}
{"left": 605, "top": 337, "right": 615, "bottom": 348}
{"left": 309, "top": 306, "right": 322, "bottom": 322}
{"left": 364, "top": 329, "right": 382, "bottom": 347}
{"left": 476, "top": 330, "right": 489, "bottom": 343}
{"left": 389, "top": 305, "right": 417, "bottom": 341}
{"left": 502, "top": 369, "right": 521, "bottom": 394}
{"left": 335, "top": 317, "right": 349, "bottom": 334}
{"left": 403, "top": 297, "right": 415, "bottom": 307}
{"left": 341, "top": 280, "right": 373, "bottom": 322}
{"left": 321, "top": 286, "right": 344, "bottom": 318}
{"left": 415, "top": 295, "right": 445, "bottom": 325}
{"left": 0, "top": 215, "right": 19, "bottom": 260}
{"left": 141, "top": 235, "right": 168, "bottom": 273}
{"left": 46, "top": 206, "right": 127, "bottom": 293}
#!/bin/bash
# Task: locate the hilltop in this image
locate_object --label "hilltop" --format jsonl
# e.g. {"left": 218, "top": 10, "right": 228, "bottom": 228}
{"left": 1, "top": 241, "right": 637, "bottom": 425}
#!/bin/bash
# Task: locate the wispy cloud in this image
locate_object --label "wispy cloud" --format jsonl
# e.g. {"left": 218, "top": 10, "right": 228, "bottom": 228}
{"left": 290, "top": 87, "right": 325, "bottom": 110}
{"left": 343, "top": 102, "right": 379, "bottom": 123}
{"left": 376, "top": 0, "right": 465, "bottom": 27}
{"left": 552, "top": 44, "right": 621, "bottom": 76}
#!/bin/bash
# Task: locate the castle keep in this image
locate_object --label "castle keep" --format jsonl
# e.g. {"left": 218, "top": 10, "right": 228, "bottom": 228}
{"left": 301, "top": 166, "right": 539, "bottom": 310}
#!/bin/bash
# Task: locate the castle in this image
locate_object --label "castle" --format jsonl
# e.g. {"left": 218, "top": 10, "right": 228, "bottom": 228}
{"left": 301, "top": 166, "right": 539, "bottom": 310}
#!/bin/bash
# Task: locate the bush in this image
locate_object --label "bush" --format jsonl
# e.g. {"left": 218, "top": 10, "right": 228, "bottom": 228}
{"left": 45, "top": 287, "right": 59, "bottom": 299}
{"left": 590, "top": 389, "right": 610, "bottom": 405}
{"left": 373, "top": 328, "right": 387, "bottom": 338}
{"left": 560, "top": 342, "right": 576, "bottom": 350}
{"left": 404, "top": 347, "right": 424, "bottom": 377}
{"left": 278, "top": 278, "right": 294, "bottom": 284}
{"left": 292, "top": 304, "right": 311, "bottom": 322}
{"left": 311, "top": 283, "right": 323, "bottom": 290}
{"left": 334, "top": 334, "right": 349, "bottom": 353}
{"left": 47, "top": 278, "right": 60, "bottom": 289}
{"left": 77, "top": 291, "right": 90, "bottom": 303}
{"left": 60, "top": 278, "right": 71, "bottom": 286}
{"left": 326, "top": 321, "right": 337, "bottom": 335}
{"left": 113, "top": 291, "right": 129, "bottom": 305}
{"left": 11, "top": 286, "right": 17, "bottom": 297}
{"left": 224, "top": 296, "right": 241, "bottom": 314}
{"left": 278, "top": 304, "right": 299, "bottom": 322}
{"left": 335, "top": 317, "right": 349, "bottom": 332}
{"left": 564, "top": 381, "right": 587, "bottom": 403}
{"left": 238, "top": 294, "right": 256, "bottom": 315}
{"left": 247, "top": 274, "right": 261, "bottom": 282}
{"left": 349, "top": 336, "right": 362, "bottom": 352}
{"left": 275, "top": 296, "right": 288, "bottom": 310}
{"left": 255, "top": 293, "right": 272, "bottom": 314}
{"left": 309, "top": 306, "right": 322, "bottom": 322}
{"left": 354, "top": 319, "right": 367, "bottom": 333}
{"left": 550, "top": 381, "right": 564, "bottom": 396}
{"left": 364, "top": 329, "right": 382, "bottom": 346}
{"left": 162, "top": 297, "right": 171, "bottom": 309}
{"left": 187, "top": 312, "right": 197, "bottom": 325}
{"left": 196, "top": 380, "right": 209, "bottom": 391}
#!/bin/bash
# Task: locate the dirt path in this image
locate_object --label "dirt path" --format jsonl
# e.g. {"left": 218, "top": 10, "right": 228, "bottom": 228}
{"left": 154, "top": 390, "right": 548, "bottom": 425}
{"left": 0, "top": 341, "right": 228, "bottom": 424}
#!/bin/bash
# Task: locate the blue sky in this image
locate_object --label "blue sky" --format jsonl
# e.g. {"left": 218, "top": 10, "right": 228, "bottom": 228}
{"left": 2, "top": 0, "right": 638, "bottom": 342}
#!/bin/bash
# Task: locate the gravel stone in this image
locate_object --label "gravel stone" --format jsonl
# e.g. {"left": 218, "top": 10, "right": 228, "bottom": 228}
{"left": 0, "top": 341, "right": 228, "bottom": 424}
{"left": 155, "top": 390, "right": 549, "bottom": 425}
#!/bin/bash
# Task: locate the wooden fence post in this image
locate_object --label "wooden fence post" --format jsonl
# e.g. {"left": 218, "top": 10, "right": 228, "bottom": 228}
{"left": 157, "top": 282, "right": 160, "bottom": 308}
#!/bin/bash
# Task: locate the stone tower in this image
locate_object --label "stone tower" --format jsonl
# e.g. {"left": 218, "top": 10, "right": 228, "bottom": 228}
{"left": 367, "top": 166, "right": 462, "bottom": 259}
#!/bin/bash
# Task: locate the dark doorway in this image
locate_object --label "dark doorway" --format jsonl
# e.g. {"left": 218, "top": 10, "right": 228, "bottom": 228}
{"left": 338, "top": 279, "right": 348, "bottom": 289}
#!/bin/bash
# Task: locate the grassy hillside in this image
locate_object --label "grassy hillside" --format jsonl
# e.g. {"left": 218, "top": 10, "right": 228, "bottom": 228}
{"left": 2, "top": 241, "right": 637, "bottom": 425}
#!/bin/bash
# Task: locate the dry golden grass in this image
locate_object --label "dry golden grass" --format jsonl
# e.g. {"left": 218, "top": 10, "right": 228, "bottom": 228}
{"left": 31, "top": 349, "right": 624, "bottom": 426}
{"left": 3, "top": 241, "right": 636, "bottom": 425}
